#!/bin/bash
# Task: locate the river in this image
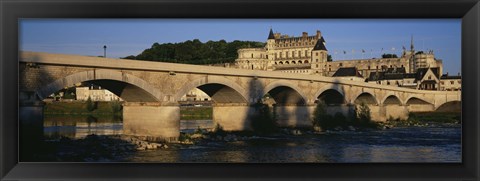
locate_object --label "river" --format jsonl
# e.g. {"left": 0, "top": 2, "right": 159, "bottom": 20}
{"left": 43, "top": 115, "right": 461, "bottom": 163}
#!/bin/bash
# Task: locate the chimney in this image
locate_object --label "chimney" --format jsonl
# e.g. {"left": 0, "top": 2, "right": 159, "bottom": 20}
{"left": 316, "top": 30, "right": 321, "bottom": 38}
{"left": 302, "top": 32, "right": 308, "bottom": 38}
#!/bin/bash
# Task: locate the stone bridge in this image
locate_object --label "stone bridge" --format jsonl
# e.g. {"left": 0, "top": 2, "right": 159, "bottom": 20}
{"left": 19, "top": 52, "right": 461, "bottom": 140}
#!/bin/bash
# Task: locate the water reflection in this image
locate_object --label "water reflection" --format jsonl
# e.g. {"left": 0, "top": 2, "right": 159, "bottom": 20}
{"left": 43, "top": 115, "right": 123, "bottom": 139}
{"left": 127, "top": 126, "right": 461, "bottom": 163}
{"left": 42, "top": 115, "right": 461, "bottom": 163}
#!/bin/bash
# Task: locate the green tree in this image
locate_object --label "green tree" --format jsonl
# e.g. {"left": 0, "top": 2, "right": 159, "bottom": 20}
{"left": 312, "top": 100, "right": 335, "bottom": 130}
{"left": 356, "top": 102, "right": 371, "bottom": 123}
{"left": 382, "top": 53, "right": 398, "bottom": 58}
{"left": 327, "top": 54, "right": 333, "bottom": 62}
{"left": 251, "top": 102, "right": 277, "bottom": 135}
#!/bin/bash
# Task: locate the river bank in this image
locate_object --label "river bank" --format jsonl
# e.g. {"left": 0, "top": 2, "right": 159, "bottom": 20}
{"left": 44, "top": 101, "right": 122, "bottom": 115}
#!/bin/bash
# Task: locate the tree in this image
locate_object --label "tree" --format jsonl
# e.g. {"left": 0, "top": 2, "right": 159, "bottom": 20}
{"left": 122, "top": 40, "right": 265, "bottom": 65}
{"left": 382, "top": 54, "right": 398, "bottom": 58}
{"left": 327, "top": 54, "right": 333, "bottom": 62}
{"left": 356, "top": 102, "right": 371, "bottom": 123}
{"left": 312, "top": 100, "right": 335, "bottom": 130}
{"left": 251, "top": 102, "right": 277, "bottom": 135}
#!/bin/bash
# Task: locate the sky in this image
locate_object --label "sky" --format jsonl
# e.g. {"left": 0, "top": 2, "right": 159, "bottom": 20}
{"left": 20, "top": 19, "right": 461, "bottom": 75}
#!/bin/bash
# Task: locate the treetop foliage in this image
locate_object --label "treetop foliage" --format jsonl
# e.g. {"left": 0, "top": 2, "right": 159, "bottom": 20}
{"left": 122, "top": 39, "right": 265, "bottom": 65}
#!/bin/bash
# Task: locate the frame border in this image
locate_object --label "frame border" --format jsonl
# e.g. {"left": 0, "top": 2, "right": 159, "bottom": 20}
{"left": 1, "top": 0, "right": 479, "bottom": 180}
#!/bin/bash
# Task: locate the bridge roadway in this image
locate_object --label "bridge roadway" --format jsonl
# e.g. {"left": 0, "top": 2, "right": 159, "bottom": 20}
{"left": 19, "top": 51, "right": 461, "bottom": 141}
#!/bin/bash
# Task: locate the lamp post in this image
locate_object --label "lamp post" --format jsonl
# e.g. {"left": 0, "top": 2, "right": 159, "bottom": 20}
{"left": 103, "top": 45, "right": 107, "bottom": 58}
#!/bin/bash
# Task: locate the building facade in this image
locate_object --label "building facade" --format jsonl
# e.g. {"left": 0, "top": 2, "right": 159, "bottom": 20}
{"left": 235, "top": 29, "right": 443, "bottom": 77}
{"left": 235, "top": 29, "right": 453, "bottom": 90}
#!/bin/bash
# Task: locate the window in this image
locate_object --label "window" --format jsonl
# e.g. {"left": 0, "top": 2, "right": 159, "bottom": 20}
{"left": 339, "top": 63, "right": 343, "bottom": 67}
{"left": 316, "top": 64, "right": 319, "bottom": 68}
{"left": 450, "top": 81, "right": 454, "bottom": 84}
{"left": 251, "top": 54, "right": 253, "bottom": 58}
{"left": 305, "top": 50, "right": 308, "bottom": 57}
{"left": 368, "top": 66, "right": 370, "bottom": 70}
{"left": 428, "top": 76, "right": 432, "bottom": 80}
{"left": 316, "top": 52, "right": 319, "bottom": 56}
{"left": 316, "top": 59, "right": 318, "bottom": 62}
{"left": 292, "top": 51, "right": 295, "bottom": 57}
{"left": 458, "top": 80, "right": 461, "bottom": 84}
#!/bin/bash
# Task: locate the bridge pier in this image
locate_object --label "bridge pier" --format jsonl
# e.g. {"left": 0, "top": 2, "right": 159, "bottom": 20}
{"left": 123, "top": 102, "right": 180, "bottom": 142}
{"left": 274, "top": 105, "right": 314, "bottom": 128}
{"left": 383, "top": 104, "right": 409, "bottom": 121}
{"left": 212, "top": 104, "right": 255, "bottom": 131}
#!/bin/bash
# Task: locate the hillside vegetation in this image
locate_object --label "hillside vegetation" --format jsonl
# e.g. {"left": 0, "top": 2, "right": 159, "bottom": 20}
{"left": 122, "top": 39, "right": 265, "bottom": 65}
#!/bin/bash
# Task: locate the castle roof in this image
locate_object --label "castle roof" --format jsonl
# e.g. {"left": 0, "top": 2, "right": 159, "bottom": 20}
{"left": 440, "top": 74, "right": 461, "bottom": 79}
{"left": 333, "top": 67, "right": 362, "bottom": 77}
{"left": 313, "top": 37, "right": 327, "bottom": 51}
{"left": 268, "top": 28, "right": 275, "bottom": 40}
{"left": 416, "top": 67, "right": 440, "bottom": 81}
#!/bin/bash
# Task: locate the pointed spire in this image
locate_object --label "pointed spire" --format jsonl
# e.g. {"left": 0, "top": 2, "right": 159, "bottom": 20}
{"left": 268, "top": 28, "right": 275, "bottom": 39}
{"left": 410, "top": 35, "right": 414, "bottom": 51}
{"left": 313, "top": 37, "right": 327, "bottom": 51}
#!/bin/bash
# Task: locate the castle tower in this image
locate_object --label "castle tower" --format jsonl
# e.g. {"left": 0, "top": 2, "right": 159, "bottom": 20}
{"left": 311, "top": 36, "right": 328, "bottom": 75}
{"left": 266, "top": 28, "right": 276, "bottom": 60}
{"left": 409, "top": 35, "right": 417, "bottom": 73}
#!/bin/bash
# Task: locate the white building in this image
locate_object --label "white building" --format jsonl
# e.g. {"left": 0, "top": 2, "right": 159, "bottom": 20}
{"left": 75, "top": 87, "right": 122, "bottom": 101}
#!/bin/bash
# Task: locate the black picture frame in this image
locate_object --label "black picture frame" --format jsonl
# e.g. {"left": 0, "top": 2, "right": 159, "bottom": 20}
{"left": 1, "top": 0, "right": 479, "bottom": 180}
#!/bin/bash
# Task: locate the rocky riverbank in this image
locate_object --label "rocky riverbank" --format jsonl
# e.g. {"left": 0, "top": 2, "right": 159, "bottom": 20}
{"left": 32, "top": 134, "right": 171, "bottom": 162}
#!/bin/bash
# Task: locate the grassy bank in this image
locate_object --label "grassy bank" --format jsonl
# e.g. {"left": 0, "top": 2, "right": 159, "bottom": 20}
{"left": 385, "top": 112, "right": 461, "bottom": 127}
{"left": 44, "top": 101, "right": 122, "bottom": 115}
{"left": 180, "top": 107, "right": 212, "bottom": 120}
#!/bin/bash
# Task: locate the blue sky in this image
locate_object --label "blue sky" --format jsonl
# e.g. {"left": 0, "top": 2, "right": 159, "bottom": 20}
{"left": 20, "top": 19, "right": 461, "bottom": 75}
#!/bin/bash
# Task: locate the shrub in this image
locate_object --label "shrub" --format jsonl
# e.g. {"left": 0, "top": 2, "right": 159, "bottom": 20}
{"left": 213, "top": 123, "right": 226, "bottom": 136}
{"left": 251, "top": 102, "right": 277, "bottom": 135}
{"left": 312, "top": 101, "right": 338, "bottom": 130}
{"left": 333, "top": 112, "right": 348, "bottom": 127}
{"left": 356, "top": 102, "right": 371, "bottom": 123}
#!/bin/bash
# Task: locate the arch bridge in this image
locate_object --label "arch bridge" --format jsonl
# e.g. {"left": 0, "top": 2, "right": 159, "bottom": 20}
{"left": 20, "top": 52, "right": 461, "bottom": 140}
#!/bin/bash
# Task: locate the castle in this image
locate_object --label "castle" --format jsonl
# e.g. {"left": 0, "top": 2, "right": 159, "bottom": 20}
{"left": 235, "top": 29, "right": 459, "bottom": 91}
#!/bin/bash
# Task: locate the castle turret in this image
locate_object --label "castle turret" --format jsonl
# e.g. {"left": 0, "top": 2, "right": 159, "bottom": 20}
{"left": 266, "top": 28, "right": 276, "bottom": 60}
{"left": 311, "top": 36, "right": 328, "bottom": 75}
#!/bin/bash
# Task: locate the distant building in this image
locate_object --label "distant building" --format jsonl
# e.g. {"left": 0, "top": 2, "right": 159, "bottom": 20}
{"left": 331, "top": 67, "right": 365, "bottom": 82}
{"left": 76, "top": 86, "right": 122, "bottom": 101}
{"left": 439, "top": 73, "right": 462, "bottom": 91}
{"left": 180, "top": 88, "right": 211, "bottom": 102}
{"left": 366, "top": 67, "right": 456, "bottom": 91}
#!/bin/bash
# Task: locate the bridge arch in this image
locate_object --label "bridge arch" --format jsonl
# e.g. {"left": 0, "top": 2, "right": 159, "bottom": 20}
{"left": 382, "top": 95, "right": 402, "bottom": 105}
{"left": 354, "top": 92, "right": 378, "bottom": 105}
{"left": 264, "top": 80, "right": 308, "bottom": 105}
{"left": 314, "top": 84, "right": 346, "bottom": 105}
{"left": 435, "top": 101, "right": 461, "bottom": 112}
{"left": 405, "top": 96, "right": 431, "bottom": 105}
{"left": 36, "top": 69, "right": 163, "bottom": 102}
{"left": 351, "top": 89, "right": 380, "bottom": 105}
{"left": 174, "top": 76, "right": 248, "bottom": 104}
